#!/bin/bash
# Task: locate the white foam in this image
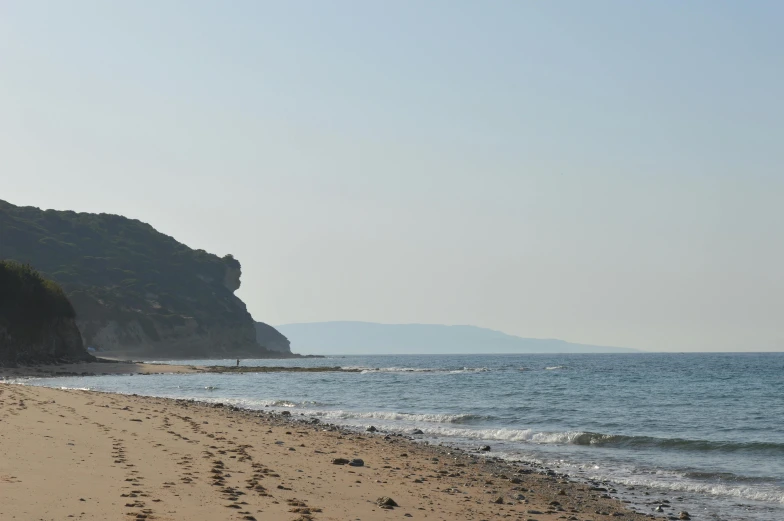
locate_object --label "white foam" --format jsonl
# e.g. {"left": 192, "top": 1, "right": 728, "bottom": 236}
{"left": 608, "top": 475, "right": 784, "bottom": 504}
{"left": 304, "top": 409, "right": 483, "bottom": 424}
{"left": 342, "top": 366, "right": 490, "bottom": 374}
{"left": 417, "top": 425, "right": 585, "bottom": 444}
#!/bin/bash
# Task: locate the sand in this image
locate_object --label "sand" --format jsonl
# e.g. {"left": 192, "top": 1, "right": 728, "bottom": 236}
{"left": 0, "top": 383, "right": 656, "bottom": 521}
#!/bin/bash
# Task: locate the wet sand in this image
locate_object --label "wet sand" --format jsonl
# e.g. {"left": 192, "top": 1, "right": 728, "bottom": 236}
{"left": 0, "top": 383, "right": 657, "bottom": 521}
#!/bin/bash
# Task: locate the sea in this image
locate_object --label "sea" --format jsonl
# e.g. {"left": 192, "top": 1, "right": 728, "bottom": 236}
{"left": 14, "top": 352, "right": 784, "bottom": 521}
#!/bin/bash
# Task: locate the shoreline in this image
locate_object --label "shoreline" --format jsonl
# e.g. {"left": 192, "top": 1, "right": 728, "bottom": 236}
{"left": 0, "top": 382, "right": 660, "bottom": 521}
{"left": 0, "top": 360, "right": 361, "bottom": 379}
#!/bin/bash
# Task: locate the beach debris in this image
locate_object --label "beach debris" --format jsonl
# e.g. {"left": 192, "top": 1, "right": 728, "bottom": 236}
{"left": 411, "top": 429, "right": 424, "bottom": 435}
{"left": 331, "top": 458, "right": 350, "bottom": 465}
{"left": 348, "top": 458, "right": 364, "bottom": 467}
{"left": 679, "top": 512, "right": 691, "bottom": 520}
{"left": 366, "top": 425, "right": 378, "bottom": 432}
{"left": 377, "top": 496, "right": 398, "bottom": 509}
{"left": 479, "top": 445, "right": 491, "bottom": 451}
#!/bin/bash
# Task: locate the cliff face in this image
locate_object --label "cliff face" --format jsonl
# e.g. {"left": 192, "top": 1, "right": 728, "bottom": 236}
{"left": 254, "top": 322, "right": 292, "bottom": 354}
{"left": 0, "top": 200, "right": 277, "bottom": 359}
{"left": 0, "top": 318, "right": 91, "bottom": 366}
{"left": 0, "top": 261, "right": 93, "bottom": 366}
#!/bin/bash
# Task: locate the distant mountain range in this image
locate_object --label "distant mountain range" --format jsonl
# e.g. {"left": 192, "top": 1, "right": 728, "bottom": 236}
{"left": 276, "top": 322, "right": 639, "bottom": 355}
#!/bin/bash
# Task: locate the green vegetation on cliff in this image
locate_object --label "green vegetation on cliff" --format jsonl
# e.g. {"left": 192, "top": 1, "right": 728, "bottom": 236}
{"left": 0, "top": 260, "right": 90, "bottom": 365}
{"left": 0, "top": 260, "right": 75, "bottom": 325}
{"left": 0, "top": 199, "right": 269, "bottom": 358}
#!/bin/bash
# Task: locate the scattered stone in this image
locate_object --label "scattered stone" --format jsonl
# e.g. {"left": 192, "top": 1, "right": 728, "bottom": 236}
{"left": 493, "top": 496, "right": 504, "bottom": 504}
{"left": 348, "top": 458, "right": 364, "bottom": 467}
{"left": 366, "top": 426, "right": 378, "bottom": 432}
{"left": 332, "top": 458, "right": 350, "bottom": 465}
{"left": 678, "top": 512, "right": 690, "bottom": 520}
{"left": 479, "top": 445, "right": 491, "bottom": 452}
{"left": 377, "top": 496, "right": 398, "bottom": 508}
{"left": 411, "top": 429, "right": 424, "bottom": 435}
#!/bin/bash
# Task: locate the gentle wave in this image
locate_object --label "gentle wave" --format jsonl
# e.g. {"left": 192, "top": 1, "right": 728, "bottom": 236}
{"left": 611, "top": 475, "right": 784, "bottom": 504}
{"left": 571, "top": 432, "right": 784, "bottom": 454}
{"left": 200, "top": 397, "right": 328, "bottom": 409}
{"left": 393, "top": 425, "right": 784, "bottom": 455}
{"left": 304, "top": 409, "right": 488, "bottom": 424}
{"left": 342, "top": 366, "right": 490, "bottom": 374}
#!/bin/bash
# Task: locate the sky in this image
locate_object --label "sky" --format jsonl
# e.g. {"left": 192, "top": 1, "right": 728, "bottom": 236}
{"left": 1, "top": 1, "right": 782, "bottom": 352}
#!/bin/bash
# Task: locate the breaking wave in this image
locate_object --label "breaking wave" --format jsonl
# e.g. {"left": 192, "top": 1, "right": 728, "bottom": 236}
{"left": 409, "top": 426, "right": 784, "bottom": 455}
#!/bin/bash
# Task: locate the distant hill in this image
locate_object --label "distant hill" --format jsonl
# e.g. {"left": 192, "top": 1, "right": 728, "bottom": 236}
{"left": 0, "top": 199, "right": 291, "bottom": 359}
{"left": 0, "top": 260, "right": 93, "bottom": 366}
{"left": 276, "top": 322, "right": 639, "bottom": 355}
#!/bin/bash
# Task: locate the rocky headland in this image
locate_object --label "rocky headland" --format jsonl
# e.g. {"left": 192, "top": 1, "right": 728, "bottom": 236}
{"left": 0, "top": 199, "right": 293, "bottom": 360}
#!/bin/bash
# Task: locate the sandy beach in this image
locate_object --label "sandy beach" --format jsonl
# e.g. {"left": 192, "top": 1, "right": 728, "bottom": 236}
{"left": 0, "top": 381, "right": 656, "bottom": 521}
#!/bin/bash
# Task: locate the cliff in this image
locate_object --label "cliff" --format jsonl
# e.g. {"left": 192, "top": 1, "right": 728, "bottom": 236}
{"left": 254, "top": 322, "right": 292, "bottom": 354}
{"left": 0, "top": 199, "right": 280, "bottom": 359}
{"left": 0, "top": 261, "right": 93, "bottom": 366}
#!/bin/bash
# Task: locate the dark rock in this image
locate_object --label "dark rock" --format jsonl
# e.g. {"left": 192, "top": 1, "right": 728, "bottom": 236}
{"left": 493, "top": 496, "right": 505, "bottom": 504}
{"left": 377, "top": 496, "right": 398, "bottom": 508}
{"left": 348, "top": 459, "right": 364, "bottom": 467}
{"left": 366, "top": 426, "right": 378, "bottom": 432}
{"left": 479, "top": 445, "right": 491, "bottom": 452}
{"left": 411, "top": 429, "right": 424, "bottom": 435}
{"left": 678, "top": 512, "right": 690, "bottom": 520}
{"left": 332, "top": 458, "right": 350, "bottom": 465}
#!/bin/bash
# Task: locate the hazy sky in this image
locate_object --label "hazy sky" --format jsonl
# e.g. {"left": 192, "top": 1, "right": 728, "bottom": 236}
{"left": 2, "top": 1, "right": 782, "bottom": 352}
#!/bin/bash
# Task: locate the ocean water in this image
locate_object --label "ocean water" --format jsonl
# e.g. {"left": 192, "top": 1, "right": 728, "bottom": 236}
{"left": 16, "top": 353, "right": 784, "bottom": 521}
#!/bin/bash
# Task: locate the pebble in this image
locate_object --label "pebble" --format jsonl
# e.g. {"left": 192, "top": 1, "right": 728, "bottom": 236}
{"left": 377, "top": 496, "right": 398, "bottom": 508}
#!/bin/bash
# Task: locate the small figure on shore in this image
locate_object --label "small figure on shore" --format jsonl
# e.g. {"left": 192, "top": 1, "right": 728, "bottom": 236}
{"left": 236, "top": 359, "right": 240, "bottom": 367}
